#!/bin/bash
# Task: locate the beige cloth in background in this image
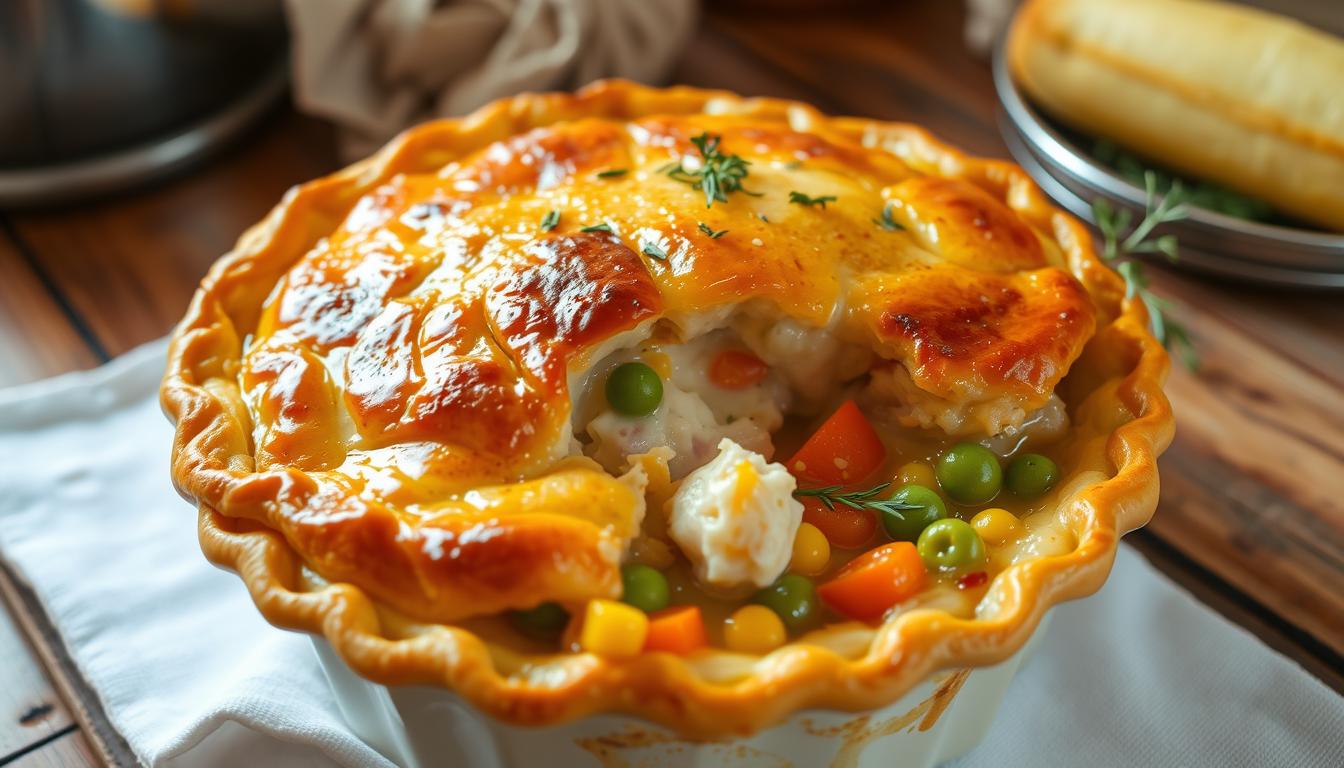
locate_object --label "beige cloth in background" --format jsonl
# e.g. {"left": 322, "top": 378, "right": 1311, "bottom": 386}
{"left": 284, "top": 0, "right": 698, "bottom": 159}
{"left": 964, "top": 0, "right": 1018, "bottom": 56}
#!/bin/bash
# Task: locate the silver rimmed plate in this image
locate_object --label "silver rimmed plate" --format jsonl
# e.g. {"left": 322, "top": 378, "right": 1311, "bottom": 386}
{"left": 991, "top": 39, "right": 1344, "bottom": 290}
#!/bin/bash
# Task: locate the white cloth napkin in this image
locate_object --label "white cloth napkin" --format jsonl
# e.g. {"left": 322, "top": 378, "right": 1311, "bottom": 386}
{"left": 0, "top": 341, "right": 1340, "bottom": 767}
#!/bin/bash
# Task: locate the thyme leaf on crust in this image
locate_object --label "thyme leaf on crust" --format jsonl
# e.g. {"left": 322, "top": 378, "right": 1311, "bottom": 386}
{"left": 793, "top": 483, "right": 920, "bottom": 520}
{"left": 1092, "top": 171, "right": 1198, "bottom": 369}
{"left": 540, "top": 209, "right": 560, "bottom": 232}
{"left": 642, "top": 241, "right": 668, "bottom": 261}
{"left": 698, "top": 222, "right": 728, "bottom": 239}
{"left": 580, "top": 223, "right": 613, "bottom": 233}
{"left": 661, "top": 132, "right": 760, "bottom": 208}
{"left": 789, "top": 191, "right": 837, "bottom": 209}
{"left": 874, "top": 202, "right": 904, "bottom": 231}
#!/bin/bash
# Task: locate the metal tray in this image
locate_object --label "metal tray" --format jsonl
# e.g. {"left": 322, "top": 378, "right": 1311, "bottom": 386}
{"left": 991, "top": 40, "right": 1344, "bottom": 290}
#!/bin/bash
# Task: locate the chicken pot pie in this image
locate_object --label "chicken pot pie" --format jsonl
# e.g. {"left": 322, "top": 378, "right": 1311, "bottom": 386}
{"left": 163, "top": 80, "right": 1173, "bottom": 737}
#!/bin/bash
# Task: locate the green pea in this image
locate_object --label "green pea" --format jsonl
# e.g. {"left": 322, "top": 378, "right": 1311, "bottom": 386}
{"left": 917, "top": 518, "right": 986, "bottom": 571}
{"left": 880, "top": 484, "right": 947, "bottom": 542}
{"left": 509, "top": 602, "right": 569, "bottom": 638}
{"left": 936, "top": 443, "right": 1003, "bottom": 505}
{"left": 1005, "top": 453, "right": 1059, "bottom": 497}
{"left": 753, "top": 573, "right": 817, "bottom": 632}
{"left": 605, "top": 362, "right": 663, "bottom": 416}
{"left": 620, "top": 564, "right": 670, "bottom": 613}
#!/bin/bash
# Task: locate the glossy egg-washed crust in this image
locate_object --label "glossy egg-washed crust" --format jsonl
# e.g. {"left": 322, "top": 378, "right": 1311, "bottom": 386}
{"left": 162, "top": 81, "right": 1173, "bottom": 737}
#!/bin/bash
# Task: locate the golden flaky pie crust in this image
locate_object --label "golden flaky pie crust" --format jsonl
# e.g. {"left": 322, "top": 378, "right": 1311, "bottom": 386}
{"left": 162, "top": 80, "right": 1174, "bottom": 738}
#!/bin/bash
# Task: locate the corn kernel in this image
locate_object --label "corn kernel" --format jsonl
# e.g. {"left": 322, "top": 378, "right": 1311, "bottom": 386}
{"left": 971, "top": 507, "right": 1022, "bottom": 545}
{"left": 896, "top": 461, "right": 937, "bottom": 490}
{"left": 642, "top": 350, "right": 673, "bottom": 379}
{"left": 790, "top": 522, "right": 831, "bottom": 575}
{"left": 724, "top": 605, "right": 786, "bottom": 654}
{"left": 579, "top": 599, "right": 649, "bottom": 657}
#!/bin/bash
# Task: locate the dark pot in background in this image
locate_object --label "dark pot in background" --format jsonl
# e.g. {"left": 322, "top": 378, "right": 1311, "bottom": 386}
{"left": 0, "top": 0, "right": 289, "bottom": 206}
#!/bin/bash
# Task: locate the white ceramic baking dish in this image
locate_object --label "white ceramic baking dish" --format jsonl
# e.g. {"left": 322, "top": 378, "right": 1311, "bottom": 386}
{"left": 311, "top": 616, "right": 1047, "bottom": 768}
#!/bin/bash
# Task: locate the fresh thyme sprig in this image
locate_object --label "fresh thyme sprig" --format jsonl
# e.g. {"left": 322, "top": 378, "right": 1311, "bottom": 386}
{"left": 789, "top": 191, "right": 837, "bottom": 209}
{"left": 873, "top": 202, "right": 904, "bottom": 231}
{"left": 642, "top": 241, "right": 668, "bottom": 261}
{"left": 579, "top": 223, "right": 613, "bottom": 233}
{"left": 793, "top": 482, "right": 920, "bottom": 520}
{"left": 539, "top": 209, "right": 560, "bottom": 232}
{"left": 1092, "top": 171, "right": 1198, "bottom": 369}
{"left": 661, "top": 132, "right": 760, "bottom": 208}
{"left": 596, "top": 168, "right": 628, "bottom": 179}
{"left": 698, "top": 222, "right": 728, "bottom": 239}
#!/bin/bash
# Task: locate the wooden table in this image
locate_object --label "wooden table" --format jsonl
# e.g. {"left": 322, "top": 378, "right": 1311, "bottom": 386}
{"left": 2, "top": 2, "right": 1340, "bottom": 765}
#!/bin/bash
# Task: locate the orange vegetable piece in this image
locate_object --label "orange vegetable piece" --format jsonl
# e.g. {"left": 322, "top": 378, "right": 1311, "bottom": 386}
{"left": 708, "top": 349, "right": 770, "bottom": 390}
{"left": 786, "top": 400, "right": 886, "bottom": 485}
{"left": 817, "top": 542, "right": 927, "bottom": 621}
{"left": 801, "top": 497, "right": 877, "bottom": 549}
{"left": 643, "top": 605, "right": 709, "bottom": 655}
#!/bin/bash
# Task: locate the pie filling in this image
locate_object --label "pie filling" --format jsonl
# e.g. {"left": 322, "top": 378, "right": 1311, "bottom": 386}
{"left": 529, "top": 314, "right": 1078, "bottom": 655}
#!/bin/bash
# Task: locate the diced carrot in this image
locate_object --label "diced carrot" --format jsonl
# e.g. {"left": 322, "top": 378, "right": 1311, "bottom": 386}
{"left": 817, "top": 542, "right": 927, "bottom": 622}
{"left": 643, "top": 605, "right": 709, "bottom": 655}
{"left": 786, "top": 400, "right": 886, "bottom": 485}
{"left": 708, "top": 349, "right": 770, "bottom": 390}
{"left": 801, "top": 497, "right": 877, "bottom": 549}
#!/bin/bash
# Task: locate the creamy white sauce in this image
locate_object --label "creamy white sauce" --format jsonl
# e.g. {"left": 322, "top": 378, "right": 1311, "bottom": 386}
{"left": 578, "top": 330, "right": 788, "bottom": 479}
{"left": 733, "top": 308, "right": 872, "bottom": 409}
{"left": 572, "top": 305, "right": 872, "bottom": 480}
{"left": 979, "top": 394, "right": 1069, "bottom": 457}
{"left": 864, "top": 363, "right": 1069, "bottom": 440}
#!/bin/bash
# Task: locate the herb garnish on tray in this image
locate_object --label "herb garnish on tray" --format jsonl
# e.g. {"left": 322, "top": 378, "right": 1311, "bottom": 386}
{"left": 1093, "top": 140, "right": 1274, "bottom": 222}
{"left": 1092, "top": 171, "right": 1198, "bottom": 369}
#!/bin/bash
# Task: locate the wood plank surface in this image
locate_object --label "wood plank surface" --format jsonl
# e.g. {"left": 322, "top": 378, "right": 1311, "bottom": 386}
{"left": 0, "top": 563, "right": 135, "bottom": 768}
{"left": 5, "top": 730, "right": 97, "bottom": 768}
{"left": 0, "top": 236, "right": 101, "bottom": 388}
{"left": 0, "top": 604, "right": 74, "bottom": 759}
{"left": 5, "top": 111, "right": 339, "bottom": 358}
{"left": 1146, "top": 268, "right": 1344, "bottom": 661}
{"left": 711, "top": 2, "right": 1001, "bottom": 155}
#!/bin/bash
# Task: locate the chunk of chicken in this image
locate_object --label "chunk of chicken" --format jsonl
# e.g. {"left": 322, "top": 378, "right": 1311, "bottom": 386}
{"left": 668, "top": 439, "right": 803, "bottom": 590}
